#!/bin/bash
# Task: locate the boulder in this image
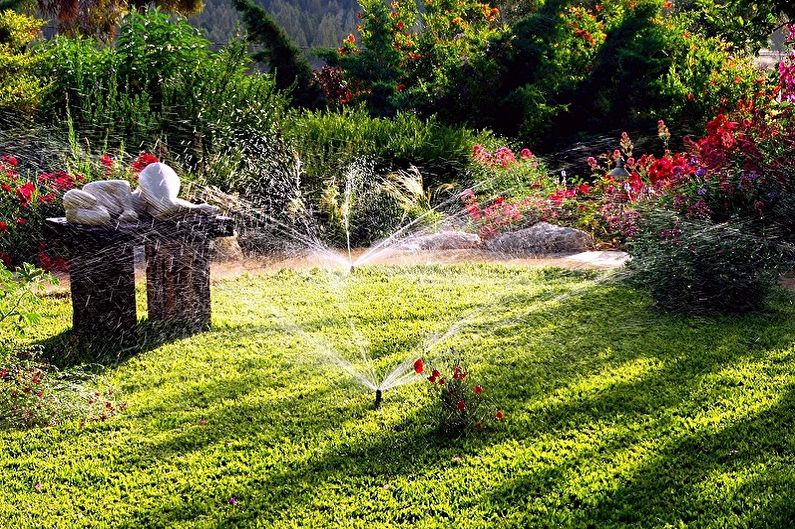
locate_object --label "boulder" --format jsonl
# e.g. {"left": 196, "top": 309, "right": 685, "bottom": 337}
{"left": 485, "top": 222, "right": 592, "bottom": 255}
{"left": 399, "top": 230, "right": 482, "bottom": 251}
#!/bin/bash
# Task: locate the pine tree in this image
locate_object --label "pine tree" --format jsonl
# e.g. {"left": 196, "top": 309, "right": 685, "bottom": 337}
{"left": 231, "top": 0, "right": 323, "bottom": 108}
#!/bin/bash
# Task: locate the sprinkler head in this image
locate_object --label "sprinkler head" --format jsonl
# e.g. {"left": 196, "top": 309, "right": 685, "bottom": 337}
{"left": 349, "top": 265, "right": 356, "bottom": 274}
{"left": 374, "top": 389, "right": 382, "bottom": 408}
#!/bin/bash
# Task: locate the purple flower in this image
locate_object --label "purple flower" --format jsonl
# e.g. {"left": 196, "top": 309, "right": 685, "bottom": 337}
{"left": 697, "top": 188, "right": 707, "bottom": 196}
{"left": 695, "top": 168, "right": 706, "bottom": 177}
{"left": 228, "top": 497, "right": 238, "bottom": 505}
{"left": 454, "top": 33, "right": 464, "bottom": 40}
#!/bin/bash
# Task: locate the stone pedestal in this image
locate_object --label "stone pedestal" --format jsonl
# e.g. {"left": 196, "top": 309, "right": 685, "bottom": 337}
{"left": 145, "top": 237, "right": 212, "bottom": 332}
{"left": 44, "top": 219, "right": 138, "bottom": 339}
{"left": 45, "top": 215, "right": 234, "bottom": 340}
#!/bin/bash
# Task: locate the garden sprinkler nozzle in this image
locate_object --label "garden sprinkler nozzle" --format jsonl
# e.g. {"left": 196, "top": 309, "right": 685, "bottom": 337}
{"left": 374, "top": 389, "right": 382, "bottom": 408}
{"left": 349, "top": 265, "right": 356, "bottom": 274}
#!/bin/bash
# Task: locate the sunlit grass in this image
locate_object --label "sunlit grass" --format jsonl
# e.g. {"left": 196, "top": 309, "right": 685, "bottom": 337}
{"left": 2, "top": 264, "right": 795, "bottom": 528}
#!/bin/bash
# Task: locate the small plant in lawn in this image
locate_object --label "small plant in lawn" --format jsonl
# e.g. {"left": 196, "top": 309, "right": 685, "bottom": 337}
{"left": 419, "top": 356, "right": 504, "bottom": 438}
{"left": 0, "top": 262, "right": 126, "bottom": 429}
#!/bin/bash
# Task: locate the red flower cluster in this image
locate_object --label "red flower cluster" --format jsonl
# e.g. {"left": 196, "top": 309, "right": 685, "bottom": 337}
{"left": 131, "top": 153, "right": 159, "bottom": 175}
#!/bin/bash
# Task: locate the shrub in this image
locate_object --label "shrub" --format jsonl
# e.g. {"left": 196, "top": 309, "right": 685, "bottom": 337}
{"left": 419, "top": 357, "right": 504, "bottom": 438}
{"left": 0, "top": 10, "right": 47, "bottom": 116}
{"left": 626, "top": 210, "right": 787, "bottom": 314}
{"left": 283, "top": 107, "right": 495, "bottom": 191}
{"left": 38, "top": 10, "right": 288, "bottom": 172}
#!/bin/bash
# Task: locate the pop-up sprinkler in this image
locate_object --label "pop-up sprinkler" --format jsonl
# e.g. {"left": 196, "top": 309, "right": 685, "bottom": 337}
{"left": 350, "top": 265, "right": 356, "bottom": 274}
{"left": 374, "top": 388, "right": 383, "bottom": 408}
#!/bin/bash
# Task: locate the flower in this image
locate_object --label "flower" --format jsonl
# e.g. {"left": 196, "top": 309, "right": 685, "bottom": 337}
{"left": 16, "top": 217, "right": 26, "bottom": 225}
{"left": 34, "top": 482, "right": 43, "bottom": 492}
{"left": 228, "top": 497, "right": 238, "bottom": 505}
{"left": 519, "top": 148, "right": 533, "bottom": 160}
{"left": 0, "top": 221, "right": 6, "bottom": 232}
{"left": 131, "top": 153, "right": 159, "bottom": 174}
{"left": 473, "top": 385, "right": 483, "bottom": 395}
{"left": 16, "top": 182, "right": 35, "bottom": 207}
{"left": 495, "top": 410, "right": 505, "bottom": 420}
{"left": 431, "top": 369, "right": 441, "bottom": 378}
{"left": 456, "top": 400, "right": 466, "bottom": 411}
{"left": 413, "top": 358, "right": 424, "bottom": 374}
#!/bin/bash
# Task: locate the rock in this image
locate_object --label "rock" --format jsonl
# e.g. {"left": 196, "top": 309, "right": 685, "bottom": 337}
{"left": 399, "top": 231, "right": 482, "bottom": 251}
{"left": 485, "top": 222, "right": 593, "bottom": 255}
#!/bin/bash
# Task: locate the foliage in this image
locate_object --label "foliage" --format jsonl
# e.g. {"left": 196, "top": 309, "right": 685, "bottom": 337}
{"left": 0, "top": 261, "right": 54, "bottom": 335}
{"left": 683, "top": 0, "right": 795, "bottom": 53}
{"left": 495, "top": 0, "right": 763, "bottom": 147}
{"left": 3, "top": 266, "right": 795, "bottom": 525}
{"left": 38, "top": 10, "right": 288, "bottom": 173}
{"left": 283, "top": 107, "right": 495, "bottom": 191}
{"left": 417, "top": 357, "right": 504, "bottom": 438}
{"left": 626, "top": 209, "right": 786, "bottom": 313}
{"left": 0, "top": 10, "right": 47, "bottom": 115}
{"left": 36, "top": 0, "right": 203, "bottom": 39}
{"left": 325, "top": 0, "right": 507, "bottom": 119}
{"left": 231, "top": 0, "right": 323, "bottom": 108}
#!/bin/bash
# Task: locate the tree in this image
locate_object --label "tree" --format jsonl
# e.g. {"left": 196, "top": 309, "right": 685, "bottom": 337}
{"left": 231, "top": 0, "right": 323, "bottom": 108}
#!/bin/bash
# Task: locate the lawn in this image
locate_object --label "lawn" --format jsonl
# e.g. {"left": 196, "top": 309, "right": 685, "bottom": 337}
{"left": 3, "top": 264, "right": 795, "bottom": 528}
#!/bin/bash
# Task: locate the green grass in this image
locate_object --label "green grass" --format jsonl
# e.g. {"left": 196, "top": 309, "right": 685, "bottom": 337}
{"left": 3, "top": 263, "right": 795, "bottom": 528}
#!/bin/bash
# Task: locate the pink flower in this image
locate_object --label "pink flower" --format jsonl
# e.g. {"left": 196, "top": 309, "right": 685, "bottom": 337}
{"left": 519, "top": 148, "right": 533, "bottom": 160}
{"left": 587, "top": 156, "right": 598, "bottom": 169}
{"left": 34, "top": 482, "right": 43, "bottom": 492}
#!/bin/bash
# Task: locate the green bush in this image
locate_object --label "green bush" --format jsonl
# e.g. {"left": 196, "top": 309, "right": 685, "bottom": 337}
{"left": 37, "top": 10, "right": 288, "bottom": 172}
{"left": 284, "top": 107, "right": 495, "bottom": 191}
{"left": 626, "top": 210, "right": 787, "bottom": 314}
{"left": 0, "top": 10, "right": 47, "bottom": 117}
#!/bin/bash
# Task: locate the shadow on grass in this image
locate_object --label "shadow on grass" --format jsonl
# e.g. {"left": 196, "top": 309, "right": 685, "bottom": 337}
{"left": 36, "top": 319, "right": 205, "bottom": 369}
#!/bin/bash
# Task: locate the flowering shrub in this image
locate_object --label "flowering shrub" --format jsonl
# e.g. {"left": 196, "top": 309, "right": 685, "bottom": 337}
{"left": 416, "top": 357, "right": 504, "bottom": 438}
{"left": 463, "top": 143, "right": 628, "bottom": 245}
{"left": 0, "top": 151, "right": 158, "bottom": 266}
{"left": 327, "top": 0, "right": 507, "bottom": 119}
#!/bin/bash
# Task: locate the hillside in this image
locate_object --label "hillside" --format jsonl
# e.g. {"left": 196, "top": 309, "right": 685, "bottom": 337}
{"left": 190, "top": 0, "right": 359, "bottom": 49}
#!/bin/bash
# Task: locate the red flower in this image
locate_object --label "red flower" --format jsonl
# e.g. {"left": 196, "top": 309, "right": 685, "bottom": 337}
{"left": 16, "top": 217, "right": 26, "bottom": 225}
{"left": 396, "top": 83, "right": 406, "bottom": 93}
{"left": 1, "top": 183, "right": 11, "bottom": 193}
{"left": 453, "top": 365, "right": 466, "bottom": 380}
{"left": 413, "top": 358, "right": 424, "bottom": 374}
{"left": 0, "top": 368, "right": 7, "bottom": 378}
{"left": 1, "top": 155, "right": 18, "bottom": 167}
{"left": 427, "top": 374, "right": 437, "bottom": 383}
{"left": 0, "top": 221, "right": 6, "bottom": 232}
{"left": 431, "top": 369, "right": 441, "bottom": 378}
{"left": 16, "top": 182, "right": 35, "bottom": 207}
{"left": 456, "top": 400, "right": 466, "bottom": 411}
{"left": 495, "top": 410, "right": 505, "bottom": 420}
{"left": 438, "top": 378, "right": 446, "bottom": 385}
{"left": 473, "top": 385, "right": 483, "bottom": 395}
{"left": 36, "top": 390, "right": 43, "bottom": 399}
{"left": 131, "top": 153, "right": 159, "bottom": 174}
